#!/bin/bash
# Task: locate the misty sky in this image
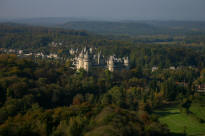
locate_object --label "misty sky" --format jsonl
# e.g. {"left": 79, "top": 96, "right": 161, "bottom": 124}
{"left": 0, "top": 0, "right": 205, "bottom": 20}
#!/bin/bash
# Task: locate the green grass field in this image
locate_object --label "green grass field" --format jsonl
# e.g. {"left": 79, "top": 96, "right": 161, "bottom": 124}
{"left": 155, "top": 105, "right": 205, "bottom": 136}
{"left": 190, "top": 103, "right": 205, "bottom": 121}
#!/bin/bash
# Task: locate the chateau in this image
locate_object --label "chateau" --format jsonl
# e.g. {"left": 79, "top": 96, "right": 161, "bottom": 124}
{"left": 71, "top": 47, "right": 129, "bottom": 72}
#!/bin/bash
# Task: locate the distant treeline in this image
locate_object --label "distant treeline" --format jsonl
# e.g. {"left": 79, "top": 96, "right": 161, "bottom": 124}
{"left": 60, "top": 21, "right": 205, "bottom": 36}
{"left": 0, "top": 23, "right": 205, "bottom": 69}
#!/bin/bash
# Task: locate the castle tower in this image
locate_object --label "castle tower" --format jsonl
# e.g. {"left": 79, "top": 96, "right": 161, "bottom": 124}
{"left": 89, "top": 48, "right": 93, "bottom": 54}
{"left": 124, "top": 57, "right": 129, "bottom": 70}
{"left": 77, "top": 51, "right": 84, "bottom": 70}
{"left": 107, "top": 56, "right": 114, "bottom": 72}
{"left": 97, "top": 51, "right": 101, "bottom": 65}
{"left": 83, "top": 51, "right": 91, "bottom": 72}
{"left": 83, "top": 47, "right": 87, "bottom": 53}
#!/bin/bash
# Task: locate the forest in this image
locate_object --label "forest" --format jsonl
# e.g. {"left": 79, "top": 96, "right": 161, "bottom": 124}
{"left": 0, "top": 23, "right": 205, "bottom": 136}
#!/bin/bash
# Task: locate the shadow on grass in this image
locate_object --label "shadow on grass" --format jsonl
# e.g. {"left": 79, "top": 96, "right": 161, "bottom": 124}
{"left": 154, "top": 111, "right": 180, "bottom": 117}
{"left": 188, "top": 112, "right": 205, "bottom": 124}
{"left": 169, "top": 132, "right": 185, "bottom": 136}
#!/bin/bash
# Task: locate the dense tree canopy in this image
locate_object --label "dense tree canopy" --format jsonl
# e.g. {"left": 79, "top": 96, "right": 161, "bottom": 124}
{"left": 0, "top": 23, "right": 205, "bottom": 135}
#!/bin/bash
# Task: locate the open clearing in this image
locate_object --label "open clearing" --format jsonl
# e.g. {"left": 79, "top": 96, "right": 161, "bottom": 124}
{"left": 155, "top": 105, "right": 205, "bottom": 136}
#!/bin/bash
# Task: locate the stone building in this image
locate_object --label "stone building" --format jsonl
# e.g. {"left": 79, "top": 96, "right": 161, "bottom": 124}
{"left": 123, "top": 57, "right": 129, "bottom": 70}
{"left": 107, "top": 56, "right": 115, "bottom": 72}
{"left": 74, "top": 47, "right": 129, "bottom": 72}
{"left": 83, "top": 51, "right": 91, "bottom": 72}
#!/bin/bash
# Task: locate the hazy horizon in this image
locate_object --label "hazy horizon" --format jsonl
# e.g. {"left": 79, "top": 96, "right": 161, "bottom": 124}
{"left": 1, "top": 0, "right": 205, "bottom": 21}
